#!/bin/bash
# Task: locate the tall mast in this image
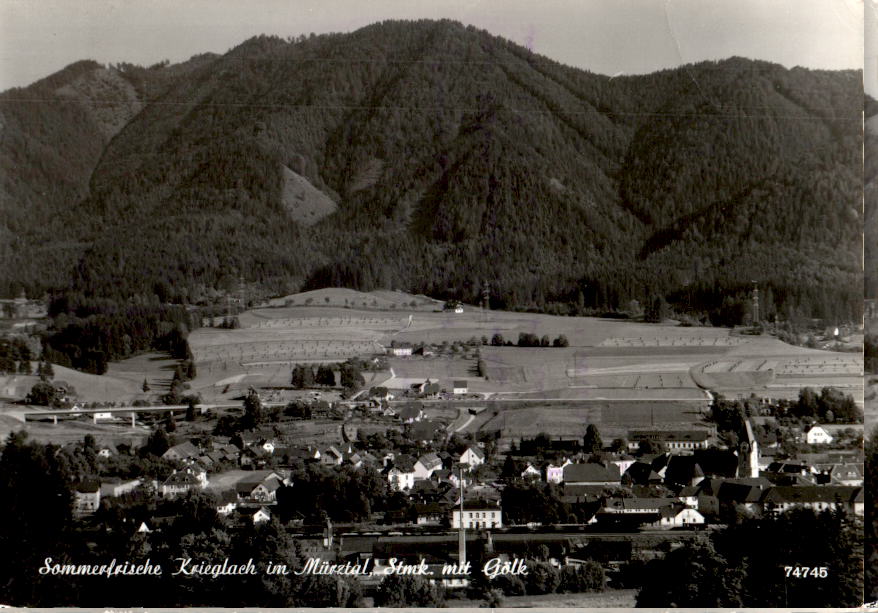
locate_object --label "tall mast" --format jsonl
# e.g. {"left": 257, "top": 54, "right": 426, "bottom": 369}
{"left": 458, "top": 468, "right": 466, "bottom": 566}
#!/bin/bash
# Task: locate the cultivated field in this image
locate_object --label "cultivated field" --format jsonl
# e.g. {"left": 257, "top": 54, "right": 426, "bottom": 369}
{"left": 12, "top": 288, "right": 860, "bottom": 425}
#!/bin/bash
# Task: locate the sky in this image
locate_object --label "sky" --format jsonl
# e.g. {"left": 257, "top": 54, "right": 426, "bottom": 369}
{"left": 0, "top": 0, "right": 865, "bottom": 93}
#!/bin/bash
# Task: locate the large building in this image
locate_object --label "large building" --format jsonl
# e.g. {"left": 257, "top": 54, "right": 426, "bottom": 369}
{"left": 628, "top": 429, "right": 712, "bottom": 451}
{"left": 452, "top": 503, "right": 502, "bottom": 529}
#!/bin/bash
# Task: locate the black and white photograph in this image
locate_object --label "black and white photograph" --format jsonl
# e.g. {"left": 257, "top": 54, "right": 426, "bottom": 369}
{"left": 0, "top": 0, "right": 867, "bottom": 608}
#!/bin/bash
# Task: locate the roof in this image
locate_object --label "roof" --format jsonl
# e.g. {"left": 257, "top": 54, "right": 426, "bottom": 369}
{"left": 75, "top": 480, "right": 101, "bottom": 494}
{"left": 163, "top": 471, "right": 200, "bottom": 486}
{"left": 398, "top": 405, "right": 422, "bottom": 420}
{"left": 563, "top": 462, "right": 621, "bottom": 483}
{"left": 463, "top": 445, "right": 485, "bottom": 459}
{"left": 763, "top": 485, "right": 862, "bottom": 505}
{"left": 629, "top": 429, "right": 711, "bottom": 442}
{"left": 417, "top": 453, "right": 443, "bottom": 470}
{"left": 163, "top": 441, "right": 199, "bottom": 459}
{"left": 453, "top": 380, "right": 468, "bottom": 388}
{"left": 604, "top": 497, "right": 677, "bottom": 511}
{"left": 411, "top": 420, "right": 441, "bottom": 441}
{"left": 389, "top": 454, "right": 416, "bottom": 472}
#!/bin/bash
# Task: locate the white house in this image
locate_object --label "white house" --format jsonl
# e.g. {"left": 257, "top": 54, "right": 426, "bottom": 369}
{"left": 386, "top": 466, "right": 415, "bottom": 491}
{"left": 414, "top": 453, "right": 443, "bottom": 479}
{"left": 546, "top": 459, "right": 572, "bottom": 484}
{"left": 521, "top": 462, "right": 541, "bottom": 479}
{"left": 659, "top": 506, "right": 705, "bottom": 528}
{"left": 253, "top": 506, "right": 272, "bottom": 525}
{"left": 452, "top": 505, "right": 502, "bottom": 529}
{"left": 452, "top": 380, "right": 469, "bottom": 395}
{"left": 805, "top": 426, "right": 833, "bottom": 445}
{"left": 459, "top": 445, "right": 485, "bottom": 468}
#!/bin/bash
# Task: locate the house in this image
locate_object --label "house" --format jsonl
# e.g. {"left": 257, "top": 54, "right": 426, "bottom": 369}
{"left": 677, "top": 485, "right": 700, "bottom": 508}
{"left": 459, "top": 445, "right": 485, "bottom": 469}
{"left": 414, "top": 453, "right": 443, "bottom": 479}
{"left": 624, "top": 461, "right": 663, "bottom": 486}
{"left": 216, "top": 491, "right": 239, "bottom": 516}
{"left": 805, "top": 426, "right": 834, "bottom": 445}
{"left": 816, "top": 463, "right": 864, "bottom": 486}
{"left": 628, "top": 429, "right": 711, "bottom": 451}
{"left": 663, "top": 456, "right": 705, "bottom": 488}
{"left": 562, "top": 462, "right": 621, "bottom": 486}
{"left": 761, "top": 485, "right": 863, "bottom": 517}
{"left": 161, "top": 470, "right": 202, "bottom": 498}
{"left": 415, "top": 503, "right": 447, "bottom": 525}
{"left": 385, "top": 455, "right": 417, "bottom": 491}
{"left": 452, "top": 380, "right": 469, "bottom": 395}
{"left": 696, "top": 477, "right": 772, "bottom": 516}
{"left": 520, "top": 462, "right": 541, "bottom": 479}
{"left": 659, "top": 505, "right": 706, "bottom": 528}
{"left": 546, "top": 459, "right": 572, "bottom": 484}
{"left": 100, "top": 478, "right": 142, "bottom": 498}
{"left": 73, "top": 481, "right": 101, "bottom": 515}
{"left": 321, "top": 446, "right": 344, "bottom": 466}
{"left": 252, "top": 506, "right": 272, "bottom": 525}
{"left": 162, "top": 441, "right": 200, "bottom": 462}
{"left": 397, "top": 404, "right": 424, "bottom": 423}
{"left": 451, "top": 501, "right": 502, "bottom": 529}
{"left": 593, "top": 498, "right": 669, "bottom": 527}
{"left": 240, "top": 445, "right": 270, "bottom": 468}
{"left": 236, "top": 471, "right": 283, "bottom": 503}
{"left": 388, "top": 343, "right": 413, "bottom": 357}
{"left": 411, "top": 420, "right": 443, "bottom": 443}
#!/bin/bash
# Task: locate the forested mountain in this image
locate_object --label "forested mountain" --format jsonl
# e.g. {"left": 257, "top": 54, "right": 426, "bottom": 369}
{"left": 0, "top": 20, "right": 863, "bottom": 322}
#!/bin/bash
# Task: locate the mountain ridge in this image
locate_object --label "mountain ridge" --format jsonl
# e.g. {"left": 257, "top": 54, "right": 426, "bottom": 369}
{"left": 0, "top": 19, "right": 863, "bottom": 323}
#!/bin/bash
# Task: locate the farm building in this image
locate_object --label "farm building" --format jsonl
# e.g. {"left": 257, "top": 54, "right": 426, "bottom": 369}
{"left": 452, "top": 380, "right": 469, "bottom": 394}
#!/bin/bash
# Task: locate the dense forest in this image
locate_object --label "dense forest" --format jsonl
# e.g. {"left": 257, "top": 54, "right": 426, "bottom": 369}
{"left": 0, "top": 20, "right": 863, "bottom": 323}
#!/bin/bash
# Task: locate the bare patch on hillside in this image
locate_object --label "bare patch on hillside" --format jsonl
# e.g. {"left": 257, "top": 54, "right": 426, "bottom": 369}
{"left": 281, "top": 165, "right": 338, "bottom": 226}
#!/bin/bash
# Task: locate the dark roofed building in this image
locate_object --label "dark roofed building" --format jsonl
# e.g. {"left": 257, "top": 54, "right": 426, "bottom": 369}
{"left": 563, "top": 462, "right": 621, "bottom": 485}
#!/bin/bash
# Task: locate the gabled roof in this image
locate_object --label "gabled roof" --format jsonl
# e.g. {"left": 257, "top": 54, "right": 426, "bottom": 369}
{"left": 74, "top": 479, "right": 101, "bottom": 494}
{"left": 163, "top": 441, "right": 199, "bottom": 459}
{"left": 563, "top": 462, "right": 621, "bottom": 483}
{"left": 398, "top": 405, "right": 422, "bottom": 420}
{"left": 604, "top": 497, "right": 677, "bottom": 511}
{"left": 390, "top": 454, "right": 417, "bottom": 473}
{"left": 163, "top": 471, "right": 199, "bottom": 486}
{"left": 453, "top": 380, "right": 468, "bottom": 388}
{"left": 463, "top": 445, "right": 485, "bottom": 459}
{"left": 763, "top": 485, "right": 862, "bottom": 504}
{"left": 417, "top": 453, "right": 443, "bottom": 470}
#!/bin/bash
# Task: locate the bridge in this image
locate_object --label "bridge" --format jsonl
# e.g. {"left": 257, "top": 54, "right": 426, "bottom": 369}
{"left": 16, "top": 402, "right": 289, "bottom": 426}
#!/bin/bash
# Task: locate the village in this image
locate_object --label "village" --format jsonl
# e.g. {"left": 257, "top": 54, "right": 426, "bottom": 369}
{"left": 0, "top": 289, "right": 865, "bottom": 605}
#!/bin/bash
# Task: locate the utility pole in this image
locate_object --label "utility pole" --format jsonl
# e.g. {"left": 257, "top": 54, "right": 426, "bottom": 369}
{"left": 458, "top": 468, "right": 466, "bottom": 567}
